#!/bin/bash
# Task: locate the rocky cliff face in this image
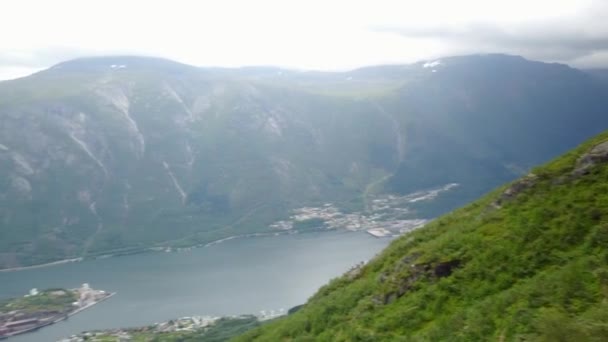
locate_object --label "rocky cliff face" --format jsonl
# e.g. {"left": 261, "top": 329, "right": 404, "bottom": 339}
{"left": 1, "top": 54, "right": 608, "bottom": 268}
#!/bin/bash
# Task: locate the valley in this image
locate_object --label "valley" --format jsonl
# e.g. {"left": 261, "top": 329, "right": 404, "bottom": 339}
{"left": 1, "top": 54, "right": 608, "bottom": 269}
{"left": 3, "top": 1, "right": 608, "bottom": 340}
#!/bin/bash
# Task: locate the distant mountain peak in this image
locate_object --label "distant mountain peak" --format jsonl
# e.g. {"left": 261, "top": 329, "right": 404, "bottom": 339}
{"left": 48, "top": 55, "right": 198, "bottom": 74}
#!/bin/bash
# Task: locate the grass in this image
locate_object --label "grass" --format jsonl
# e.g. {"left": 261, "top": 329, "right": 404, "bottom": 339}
{"left": 235, "top": 130, "right": 608, "bottom": 341}
{"left": 0, "top": 289, "right": 76, "bottom": 314}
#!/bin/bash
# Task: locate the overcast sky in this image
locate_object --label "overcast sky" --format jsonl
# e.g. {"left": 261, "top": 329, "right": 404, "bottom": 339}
{"left": 1, "top": 0, "right": 607, "bottom": 80}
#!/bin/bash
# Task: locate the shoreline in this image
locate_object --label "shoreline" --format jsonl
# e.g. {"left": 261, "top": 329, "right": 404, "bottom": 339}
{"left": 0, "top": 228, "right": 350, "bottom": 273}
{"left": 65, "top": 292, "right": 116, "bottom": 319}
{"left": 0, "top": 232, "right": 295, "bottom": 273}
{"left": 200, "top": 230, "right": 299, "bottom": 247}
{"left": 0, "top": 258, "right": 83, "bottom": 273}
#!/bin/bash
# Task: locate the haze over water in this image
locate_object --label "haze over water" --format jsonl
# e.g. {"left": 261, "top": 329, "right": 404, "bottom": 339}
{"left": 0, "top": 230, "right": 389, "bottom": 342}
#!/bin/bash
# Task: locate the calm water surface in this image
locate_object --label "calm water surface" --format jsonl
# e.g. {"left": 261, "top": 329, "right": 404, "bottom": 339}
{"left": 0, "top": 230, "right": 390, "bottom": 341}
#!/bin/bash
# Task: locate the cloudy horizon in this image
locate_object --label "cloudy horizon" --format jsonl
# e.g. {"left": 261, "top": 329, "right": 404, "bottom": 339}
{"left": 1, "top": 0, "right": 607, "bottom": 80}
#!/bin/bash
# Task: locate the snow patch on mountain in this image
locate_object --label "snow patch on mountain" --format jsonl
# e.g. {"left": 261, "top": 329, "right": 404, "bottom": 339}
{"left": 423, "top": 60, "right": 442, "bottom": 68}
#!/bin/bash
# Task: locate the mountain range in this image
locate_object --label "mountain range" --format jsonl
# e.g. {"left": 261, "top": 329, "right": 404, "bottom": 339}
{"left": 1, "top": 54, "right": 607, "bottom": 268}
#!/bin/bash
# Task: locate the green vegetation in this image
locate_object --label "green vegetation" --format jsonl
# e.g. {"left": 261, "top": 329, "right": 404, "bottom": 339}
{"left": 0, "top": 57, "right": 402, "bottom": 268}
{"left": 163, "top": 316, "right": 261, "bottom": 342}
{"left": 0, "top": 289, "right": 76, "bottom": 313}
{"left": 236, "top": 131, "right": 608, "bottom": 341}
{"left": 2, "top": 54, "right": 608, "bottom": 269}
{"left": 82, "top": 316, "right": 261, "bottom": 342}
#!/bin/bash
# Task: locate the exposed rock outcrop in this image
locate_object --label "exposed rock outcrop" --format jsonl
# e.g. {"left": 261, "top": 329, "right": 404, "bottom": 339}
{"left": 572, "top": 141, "right": 608, "bottom": 177}
{"left": 492, "top": 173, "right": 538, "bottom": 208}
{"left": 433, "top": 260, "right": 461, "bottom": 278}
{"left": 376, "top": 258, "right": 461, "bottom": 305}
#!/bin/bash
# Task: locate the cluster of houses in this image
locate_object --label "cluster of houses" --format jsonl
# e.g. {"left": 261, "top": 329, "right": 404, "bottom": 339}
{"left": 60, "top": 315, "right": 222, "bottom": 341}
{"left": 268, "top": 193, "right": 436, "bottom": 237}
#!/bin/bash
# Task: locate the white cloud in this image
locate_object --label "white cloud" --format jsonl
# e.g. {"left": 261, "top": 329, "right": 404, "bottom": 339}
{"left": 0, "top": 0, "right": 606, "bottom": 80}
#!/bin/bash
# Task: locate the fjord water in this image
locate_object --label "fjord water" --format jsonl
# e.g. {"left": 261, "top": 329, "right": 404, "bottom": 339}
{"left": 0, "top": 231, "right": 389, "bottom": 341}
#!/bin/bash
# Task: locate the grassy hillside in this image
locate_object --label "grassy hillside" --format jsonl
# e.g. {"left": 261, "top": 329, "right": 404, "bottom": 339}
{"left": 237, "top": 131, "right": 608, "bottom": 341}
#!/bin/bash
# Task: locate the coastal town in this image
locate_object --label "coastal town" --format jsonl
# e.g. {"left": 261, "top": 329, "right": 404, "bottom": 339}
{"left": 108, "top": 184, "right": 459, "bottom": 257}
{"left": 58, "top": 306, "right": 289, "bottom": 341}
{"left": 58, "top": 311, "right": 283, "bottom": 342}
{"left": 0, "top": 284, "right": 114, "bottom": 339}
{"left": 59, "top": 315, "right": 221, "bottom": 341}
{"left": 269, "top": 183, "right": 458, "bottom": 237}
{"left": 0, "top": 185, "right": 457, "bottom": 340}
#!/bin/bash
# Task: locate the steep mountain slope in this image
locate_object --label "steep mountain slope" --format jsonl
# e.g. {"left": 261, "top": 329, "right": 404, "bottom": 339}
{"left": 586, "top": 69, "right": 608, "bottom": 83}
{"left": 1, "top": 54, "right": 608, "bottom": 268}
{"left": 0, "top": 57, "right": 396, "bottom": 267}
{"left": 384, "top": 55, "right": 608, "bottom": 216}
{"left": 238, "top": 131, "right": 608, "bottom": 341}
